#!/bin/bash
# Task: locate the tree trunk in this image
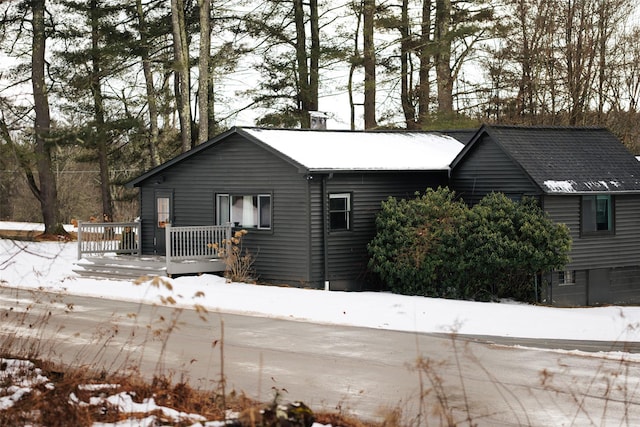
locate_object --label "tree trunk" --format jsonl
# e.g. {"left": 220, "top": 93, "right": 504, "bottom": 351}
{"left": 515, "top": 0, "right": 534, "bottom": 120}
{"left": 171, "top": 0, "right": 192, "bottom": 152}
{"left": 90, "top": 0, "right": 114, "bottom": 221}
{"left": 565, "top": 0, "right": 596, "bottom": 126}
{"left": 417, "top": 0, "right": 431, "bottom": 126}
{"left": 31, "top": 0, "right": 65, "bottom": 235}
{"left": 363, "top": 0, "right": 377, "bottom": 129}
{"left": 136, "top": 0, "right": 161, "bottom": 167}
{"left": 197, "top": 0, "right": 211, "bottom": 143}
{"left": 434, "top": 0, "right": 453, "bottom": 114}
{"left": 399, "top": 0, "right": 417, "bottom": 129}
{"left": 348, "top": 1, "right": 363, "bottom": 131}
{"left": 293, "top": 0, "right": 310, "bottom": 128}
{"left": 309, "top": 0, "right": 320, "bottom": 114}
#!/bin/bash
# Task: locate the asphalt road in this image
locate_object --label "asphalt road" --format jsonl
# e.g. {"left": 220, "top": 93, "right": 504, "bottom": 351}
{"left": 1, "top": 285, "right": 639, "bottom": 426}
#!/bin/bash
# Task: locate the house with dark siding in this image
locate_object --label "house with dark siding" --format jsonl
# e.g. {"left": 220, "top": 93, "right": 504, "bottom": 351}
{"left": 126, "top": 124, "right": 640, "bottom": 306}
{"left": 127, "top": 127, "right": 464, "bottom": 291}
{"left": 450, "top": 124, "right": 640, "bottom": 306}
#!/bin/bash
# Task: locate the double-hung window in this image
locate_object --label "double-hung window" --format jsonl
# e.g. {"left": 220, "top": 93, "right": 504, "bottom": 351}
{"left": 217, "top": 194, "right": 271, "bottom": 229}
{"left": 581, "top": 195, "right": 613, "bottom": 235}
{"left": 329, "top": 193, "right": 351, "bottom": 231}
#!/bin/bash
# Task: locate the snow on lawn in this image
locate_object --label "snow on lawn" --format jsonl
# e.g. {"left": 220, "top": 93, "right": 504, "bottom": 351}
{"left": 0, "top": 355, "right": 330, "bottom": 427}
{"left": 2, "top": 222, "right": 640, "bottom": 426}
{"left": 2, "top": 225, "right": 640, "bottom": 344}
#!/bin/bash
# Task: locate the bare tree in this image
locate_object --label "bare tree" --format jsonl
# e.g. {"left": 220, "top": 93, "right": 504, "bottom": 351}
{"left": 493, "top": 0, "right": 634, "bottom": 126}
{"left": 593, "top": 0, "right": 634, "bottom": 120}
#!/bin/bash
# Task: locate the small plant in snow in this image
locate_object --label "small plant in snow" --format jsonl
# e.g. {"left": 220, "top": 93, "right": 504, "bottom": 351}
{"left": 209, "top": 229, "right": 256, "bottom": 283}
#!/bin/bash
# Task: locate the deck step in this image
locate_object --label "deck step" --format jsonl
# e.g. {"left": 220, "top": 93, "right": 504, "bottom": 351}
{"left": 74, "top": 256, "right": 167, "bottom": 280}
{"left": 73, "top": 267, "right": 166, "bottom": 280}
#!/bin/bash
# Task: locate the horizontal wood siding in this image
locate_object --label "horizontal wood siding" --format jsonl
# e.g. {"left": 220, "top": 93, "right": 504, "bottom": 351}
{"left": 137, "top": 135, "right": 311, "bottom": 284}
{"left": 323, "top": 171, "right": 448, "bottom": 290}
{"left": 610, "top": 267, "right": 640, "bottom": 304}
{"left": 450, "top": 135, "right": 540, "bottom": 205}
{"left": 547, "top": 270, "right": 588, "bottom": 306}
{"left": 139, "top": 188, "right": 155, "bottom": 254}
{"left": 544, "top": 195, "right": 640, "bottom": 270}
{"left": 309, "top": 179, "right": 324, "bottom": 289}
{"left": 544, "top": 195, "right": 640, "bottom": 305}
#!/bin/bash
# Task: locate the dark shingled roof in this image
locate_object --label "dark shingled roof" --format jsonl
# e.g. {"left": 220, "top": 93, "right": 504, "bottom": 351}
{"left": 452, "top": 125, "right": 640, "bottom": 194}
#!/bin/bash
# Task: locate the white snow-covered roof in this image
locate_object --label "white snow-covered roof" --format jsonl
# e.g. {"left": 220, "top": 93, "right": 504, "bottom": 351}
{"left": 242, "top": 128, "right": 464, "bottom": 171}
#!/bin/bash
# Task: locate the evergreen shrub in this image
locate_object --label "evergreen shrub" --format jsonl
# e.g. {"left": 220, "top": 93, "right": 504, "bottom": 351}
{"left": 457, "top": 193, "right": 571, "bottom": 302}
{"left": 368, "top": 188, "right": 571, "bottom": 302}
{"left": 367, "top": 187, "right": 467, "bottom": 298}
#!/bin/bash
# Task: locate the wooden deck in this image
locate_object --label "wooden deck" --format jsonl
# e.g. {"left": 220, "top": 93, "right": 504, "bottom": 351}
{"left": 74, "top": 222, "right": 231, "bottom": 280}
{"left": 73, "top": 254, "right": 227, "bottom": 280}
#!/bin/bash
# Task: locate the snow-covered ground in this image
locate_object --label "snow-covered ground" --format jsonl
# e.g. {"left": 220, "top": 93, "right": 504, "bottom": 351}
{"left": 3, "top": 221, "right": 640, "bottom": 426}
{"left": 2, "top": 221, "right": 640, "bottom": 344}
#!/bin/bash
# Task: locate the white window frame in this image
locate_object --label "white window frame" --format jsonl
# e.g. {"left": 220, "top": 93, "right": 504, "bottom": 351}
{"left": 329, "top": 193, "right": 351, "bottom": 231}
{"left": 217, "top": 193, "right": 272, "bottom": 230}
{"left": 558, "top": 270, "right": 575, "bottom": 286}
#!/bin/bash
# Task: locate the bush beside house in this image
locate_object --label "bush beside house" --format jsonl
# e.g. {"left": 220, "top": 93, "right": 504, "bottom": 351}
{"left": 368, "top": 188, "right": 572, "bottom": 302}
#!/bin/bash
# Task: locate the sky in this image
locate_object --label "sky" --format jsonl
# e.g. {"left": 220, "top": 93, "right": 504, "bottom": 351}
{"left": 2, "top": 221, "right": 640, "bottom": 347}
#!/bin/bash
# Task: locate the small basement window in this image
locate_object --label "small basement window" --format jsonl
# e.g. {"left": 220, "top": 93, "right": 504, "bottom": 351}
{"left": 557, "top": 270, "right": 575, "bottom": 286}
{"left": 329, "top": 193, "right": 351, "bottom": 231}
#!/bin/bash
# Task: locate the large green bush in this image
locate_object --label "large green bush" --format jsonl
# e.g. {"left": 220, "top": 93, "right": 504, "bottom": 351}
{"left": 457, "top": 193, "right": 571, "bottom": 301}
{"left": 367, "top": 187, "right": 467, "bottom": 297}
{"left": 368, "top": 188, "right": 572, "bottom": 302}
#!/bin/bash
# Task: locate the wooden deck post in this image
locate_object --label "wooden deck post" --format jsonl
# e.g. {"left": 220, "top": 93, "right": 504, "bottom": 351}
{"left": 77, "top": 221, "right": 83, "bottom": 260}
{"left": 165, "top": 223, "right": 172, "bottom": 275}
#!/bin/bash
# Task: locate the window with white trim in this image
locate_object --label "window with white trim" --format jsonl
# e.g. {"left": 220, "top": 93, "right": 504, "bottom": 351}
{"left": 329, "top": 193, "right": 351, "bottom": 231}
{"left": 217, "top": 194, "right": 271, "bottom": 229}
{"left": 157, "top": 197, "right": 170, "bottom": 228}
{"left": 558, "top": 270, "right": 575, "bottom": 286}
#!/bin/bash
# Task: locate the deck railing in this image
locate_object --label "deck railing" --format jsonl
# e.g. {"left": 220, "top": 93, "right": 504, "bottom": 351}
{"left": 77, "top": 222, "right": 232, "bottom": 275}
{"left": 165, "top": 223, "right": 232, "bottom": 265}
{"left": 77, "top": 221, "right": 141, "bottom": 259}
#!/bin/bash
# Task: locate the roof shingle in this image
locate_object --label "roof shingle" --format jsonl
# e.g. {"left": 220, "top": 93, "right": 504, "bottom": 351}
{"left": 471, "top": 125, "right": 640, "bottom": 194}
